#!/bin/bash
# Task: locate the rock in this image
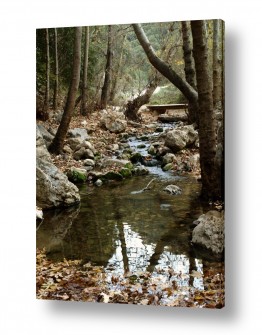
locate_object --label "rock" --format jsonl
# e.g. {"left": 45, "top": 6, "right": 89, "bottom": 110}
{"left": 75, "top": 140, "right": 95, "bottom": 153}
{"left": 37, "top": 124, "right": 54, "bottom": 147}
{"left": 163, "top": 185, "right": 182, "bottom": 195}
{"left": 120, "top": 167, "right": 133, "bottom": 178}
{"left": 192, "top": 210, "right": 224, "bottom": 255}
{"left": 67, "top": 167, "right": 88, "bottom": 183}
{"left": 155, "top": 127, "right": 164, "bottom": 132}
{"left": 148, "top": 145, "right": 156, "bottom": 155}
{"left": 36, "top": 207, "right": 43, "bottom": 220}
{"left": 67, "top": 137, "right": 83, "bottom": 150}
{"left": 36, "top": 127, "right": 80, "bottom": 208}
{"left": 130, "top": 152, "right": 143, "bottom": 163}
{"left": 36, "top": 125, "right": 52, "bottom": 162}
{"left": 83, "top": 159, "right": 95, "bottom": 167}
{"left": 36, "top": 159, "right": 80, "bottom": 209}
{"left": 81, "top": 120, "right": 88, "bottom": 127}
{"left": 164, "top": 124, "right": 198, "bottom": 152}
{"left": 103, "top": 171, "right": 123, "bottom": 181}
{"left": 162, "top": 163, "right": 173, "bottom": 171}
{"left": 101, "top": 111, "right": 127, "bottom": 133}
{"left": 73, "top": 147, "right": 94, "bottom": 160}
{"left": 133, "top": 165, "right": 149, "bottom": 176}
{"left": 63, "top": 145, "right": 72, "bottom": 154}
{"left": 162, "top": 153, "right": 176, "bottom": 166}
{"left": 95, "top": 179, "right": 103, "bottom": 187}
{"left": 137, "top": 144, "right": 146, "bottom": 149}
{"left": 68, "top": 128, "right": 89, "bottom": 141}
{"left": 100, "top": 158, "right": 133, "bottom": 169}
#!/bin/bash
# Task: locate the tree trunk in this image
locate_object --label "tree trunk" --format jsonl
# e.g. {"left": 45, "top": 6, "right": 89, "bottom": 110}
{"left": 81, "top": 26, "right": 90, "bottom": 116}
{"left": 213, "top": 19, "right": 225, "bottom": 199}
{"left": 53, "top": 28, "right": 59, "bottom": 110}
{"left": 49, "top": 27, "right": 82, "bottom": 154}
{"left": 42, "top": 28, "right": 50, "bottom": 119}
{"left": 181, "top": 21, "right": 199, "bottom": 124}
{"left": 132, "top": 23, "right": 198, "bottom": 104}
{"left": 213, "top": 20, "right": 224, "bottom": 113}
{"left": 191, "top": 20, "right": 221, "bottom": 200}
{"left": 100, "top": 25, "right": 112, "bottom": 109}
{"left": 124, "top": 76, "right": 159, "bottom": 121}
{"left": 109, "top": 34, "right": 126, "bottom": 104}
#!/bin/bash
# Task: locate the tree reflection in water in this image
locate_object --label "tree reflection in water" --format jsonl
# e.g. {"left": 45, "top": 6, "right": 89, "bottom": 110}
{"left": 106, "top": 222, "right": 204, "bottom": 291}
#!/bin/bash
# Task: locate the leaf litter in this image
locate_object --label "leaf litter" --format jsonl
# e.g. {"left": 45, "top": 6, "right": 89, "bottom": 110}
{"left": 36, "top": 248, "right": 224, "bottom": 308}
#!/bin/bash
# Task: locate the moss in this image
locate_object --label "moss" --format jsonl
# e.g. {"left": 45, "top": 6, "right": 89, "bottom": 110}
{"left": 67, "top": 169, "right": 87, "bottom": 183}
{"left": 120, "top": 168, "right": 133, "bottom": 178}
{"left": 124, "top": 162, "right": 133, "bottom": 170}
{"left": 162, "top": 163, "right": 174, "bottom": 171}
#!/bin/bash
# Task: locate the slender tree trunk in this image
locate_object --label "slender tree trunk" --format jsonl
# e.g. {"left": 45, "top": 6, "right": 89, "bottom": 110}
{"left": 42, "top": 28, "right": 50, "bottom": 119}
{"left": 181, "top": 21, "right": 199, "bottom": 124}
{"left": 191, "top": 20, "right": 221, "bottom": 200}
{"left": 100, "top": 25, "right": 112, "bottom": 109}
{"left": 109, "top": 34, "right": 126, "bottom": 104}
{"left": 213, "top": 20, "right": 224, "bottom": 113}
{"left": 49, "top": 27, "right": 82, "bottom": 154}
{"left": 81, "top": 26, "right": 90, "bottom": 116}
{"left": 53, "top": 28, "right": 59, "bottom": 110}
{"left": 213, "top": 19, "right": 225, "bottom": 199}
{"left": 132, "top": 23, "right": 198, "bottom": 104}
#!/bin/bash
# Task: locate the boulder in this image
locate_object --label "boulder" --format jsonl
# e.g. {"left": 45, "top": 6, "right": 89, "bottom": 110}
{"left": 36, "top": 159, "right": 80, "bottom": 209}
{"left": 67, "top": 128, "right": 89, "bottom": 141}
{"left": 37, "top": 124, "right": 54, "bottom": 147}
{"left": 73, "top": 147, "right": 94, "bottom": 160}
{"left": 164, "top": 124, "right": 198, "bottom": 152}
{"left": 36, "top": 127, "right": 80, "bottom": 209}
{"left": 192, "top": 210, "right": 224, "bottom": 255}
{"left": 163, "top": 185, "right": 182, "bottom": 195}
{"left": 101, "top": 111, "right": 127, "bottom": 133}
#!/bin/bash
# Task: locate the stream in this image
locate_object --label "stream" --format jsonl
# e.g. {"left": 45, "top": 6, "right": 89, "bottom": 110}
{"left": 37, "top": 125, "right": 223, "bottom": 296}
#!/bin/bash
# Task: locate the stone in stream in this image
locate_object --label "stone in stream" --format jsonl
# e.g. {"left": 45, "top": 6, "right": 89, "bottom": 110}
{"left": 163, "top": 185, "right": 182, "bottom": 195}
{"left": 94, "top": 179, "right": 103, "bottom": 187}
{"left": 162, "top": 163, "right": 173, "bottom": 171}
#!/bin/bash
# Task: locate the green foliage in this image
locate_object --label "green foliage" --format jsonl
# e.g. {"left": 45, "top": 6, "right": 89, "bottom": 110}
{"left": 150, "top": 84, "right": 187, "bottom": 104}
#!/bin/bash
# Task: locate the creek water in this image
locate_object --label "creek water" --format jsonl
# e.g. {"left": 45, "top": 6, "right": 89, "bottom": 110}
{"left": 37, "top": 128, "right": 223, "bottom": 294}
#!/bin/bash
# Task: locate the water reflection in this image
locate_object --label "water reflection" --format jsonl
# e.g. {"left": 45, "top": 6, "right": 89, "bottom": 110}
{"left": 105, "top": 222, "right": 204, "bottom": 291}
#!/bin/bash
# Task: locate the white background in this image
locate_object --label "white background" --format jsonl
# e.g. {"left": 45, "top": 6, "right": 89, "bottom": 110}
{"left": 1, "top": 0, "right": 262, "bottom": 333}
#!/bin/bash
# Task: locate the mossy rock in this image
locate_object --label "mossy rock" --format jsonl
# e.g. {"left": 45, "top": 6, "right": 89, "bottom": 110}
{"left": 148, "top": 145, "right": 156, "bottom": 155}
{"left": 130, "top": 152, "right": 143, "bottom": 163}
{"left": 120, "top": 168, "right": 133, "bottom": 178}
{"left": 124, "top": 162, "right": 133, "bottom": 170}
{"left": 67, "top": 168, "right": 87, "bottom": 184}
{"left": 103, "top": 171, "right": 124, "bottom": 181}
{"left": 155, "top": 127, "right": 164, "bottom": 132}
{"left": 137, "top": 144, "right": 146, "bottom": 149}
{"left": 162, "top": 163, "right": 174, "bottom": 171}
